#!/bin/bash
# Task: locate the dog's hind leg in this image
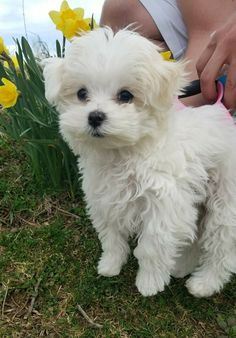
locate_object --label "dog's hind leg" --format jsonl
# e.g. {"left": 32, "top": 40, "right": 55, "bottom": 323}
{"left": 171, "top": 207, "right": 205, "bottom": 278}
{"left": 186, "top": 163, "right": 236, "bottom": 297}
{"left": 171, "top": 240, "right": 200, "bottom": 278}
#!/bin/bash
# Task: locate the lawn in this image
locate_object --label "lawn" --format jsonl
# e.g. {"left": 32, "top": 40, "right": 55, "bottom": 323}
{"left": 0, "top": 137, "right": 236, "bottom": 338}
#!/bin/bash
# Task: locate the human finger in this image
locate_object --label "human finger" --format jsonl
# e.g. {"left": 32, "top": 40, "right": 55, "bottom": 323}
{"left": 199, "top": 46, "right": 226, "bottom": 102}
{"left": 223, "top": 62, "right": 236, "bottom": 110}
{"left": 196, "top": 32, "right": 217, "bottom": 78}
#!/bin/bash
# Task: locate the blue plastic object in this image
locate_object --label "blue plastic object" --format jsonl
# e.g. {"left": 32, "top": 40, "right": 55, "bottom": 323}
{"left": 179, "top": 75, "right": 227, "bottom": 98}
{"left": 217, "top": 74, "right": 227, "bottom": 86}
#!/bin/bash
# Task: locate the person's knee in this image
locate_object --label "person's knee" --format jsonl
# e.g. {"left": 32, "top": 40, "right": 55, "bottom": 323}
{"left": 100, "top": 0, "right": 137, "bottom": 30}
{"left": 100, "top": 0, "right": 163, "bottom": 42}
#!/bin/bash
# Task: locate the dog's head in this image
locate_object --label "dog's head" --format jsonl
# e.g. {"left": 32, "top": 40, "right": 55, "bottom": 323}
{"left": 43, "top": 28, "right": 187, "bottom": 151}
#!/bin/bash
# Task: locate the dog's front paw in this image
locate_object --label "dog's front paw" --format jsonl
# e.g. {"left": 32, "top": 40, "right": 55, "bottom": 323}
{"left": 97, "top": 253, "right": 123, "bottom": 277}
{"left": 186, "top": 275, "right": 222, "bottom": 298}
{"left": 135, "top": 269, "right": 170, "bottom": 296}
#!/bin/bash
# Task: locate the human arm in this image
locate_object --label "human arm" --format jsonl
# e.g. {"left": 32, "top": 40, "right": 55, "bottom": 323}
{"left": 196, "top": 12, "right": 236, "bottom": 110}
{"left": 178, "top": 0, "right": 236, "bottom": 108}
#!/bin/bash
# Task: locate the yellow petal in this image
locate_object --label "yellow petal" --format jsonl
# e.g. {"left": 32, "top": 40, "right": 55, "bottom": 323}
{"left": 12, "top": 55, "right": 19, "bottom": 69}
{"left": 60, "top": 0, "right": 70, "bottom": 11}
{"left": 84, "top": 17, "right": 99, "bottom": 30}
{"left": 61, "top": 8, "right": 77, "bottom": 21}
{"left": 0, "top": 37, "right": 4, "bottom": 54}
{"left": 0, "top": 36, "right": 9, "bottom": 55}
{"left": 49, "top": 10, "right": 61, "bottom": 25}
{"left": 161, "top": 51, "right": 172, "bottom": 60}
{"left": 161, "top": 51, "right": 175, "bottom": 61}
{"left": 2, "top": 78, "right": 15, "bottom": 87}
{"left": 56, "top": 21, "right": 64, "bottom": 31}
{"left": 79, "top": 19, "right": 91, "bottom": 31}
{"left": 0, "top": 78, "right": 19, "bottom": 108}
{"left": 63, "top": 19, "right": 79, "bottom": 39}
{"left": 74, "top": 8, "right": 84, "bottom": 19}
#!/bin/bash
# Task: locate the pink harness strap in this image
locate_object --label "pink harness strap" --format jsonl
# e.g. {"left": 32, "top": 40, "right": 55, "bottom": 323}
{"left": 176, "top": 82, "right": 232, "bottom": 119}
{"left": 216, "top": 81, "right": 224, "bottom": 104}
{"left": 215, "top": 82, "right": 232, "bottom": 119}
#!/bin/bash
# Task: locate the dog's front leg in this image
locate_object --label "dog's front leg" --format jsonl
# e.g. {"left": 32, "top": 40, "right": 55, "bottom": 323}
{"left": 134, "top": 194, "right": 197, "bottom": 296}
{"left": 96, "top": 223, "right": 130, "bottom": 277}
{"left": 134, "top": 230, "right": 173, "bottom": 296}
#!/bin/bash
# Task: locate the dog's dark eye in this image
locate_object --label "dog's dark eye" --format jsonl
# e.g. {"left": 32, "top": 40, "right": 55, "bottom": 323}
{"left": 77, "top": 88, "right": 88, "bottom": 101}
{"left": 117, "top": 90, "right": 134, "bottom": 103}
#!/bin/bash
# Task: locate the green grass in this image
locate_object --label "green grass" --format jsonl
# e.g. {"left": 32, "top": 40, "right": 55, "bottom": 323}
{"left": 1, "top": 138, "right": 236, "bottom": 338}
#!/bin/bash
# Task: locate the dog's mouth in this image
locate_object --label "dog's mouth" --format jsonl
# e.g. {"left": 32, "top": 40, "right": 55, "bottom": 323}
{"left": 89, "top": 128, "right": 105, "bottom": 138}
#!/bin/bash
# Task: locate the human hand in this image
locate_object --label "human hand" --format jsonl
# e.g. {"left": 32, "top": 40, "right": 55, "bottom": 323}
{"left": 197, "top": 12, "right": 236, "bottom": 110}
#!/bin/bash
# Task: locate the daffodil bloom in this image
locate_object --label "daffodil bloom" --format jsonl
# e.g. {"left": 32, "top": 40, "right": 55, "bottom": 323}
{"left": 161, "top": 51, "right": 175, "bottom": 62}
{"left": 0, "top": 36, "right": 9, "bottom": 55}
{"left": 0, "top": 78, "right": 19, "bottom": 108}
{"left": 49, "top": 0, "right": 96, "bottom": 39}
{"left": 4, "top": 55, "right": 20, "bottom": 70}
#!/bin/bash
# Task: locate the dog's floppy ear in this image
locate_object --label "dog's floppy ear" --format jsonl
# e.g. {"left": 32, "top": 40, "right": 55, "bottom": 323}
{"left": 42, "top": 58, "right": 64, "bottom": 106}
{"left": 158, "top": 59, "right": 188, "bottom": 98}
{"left": 146, "top": 55, "right": 188, "bottom": 112}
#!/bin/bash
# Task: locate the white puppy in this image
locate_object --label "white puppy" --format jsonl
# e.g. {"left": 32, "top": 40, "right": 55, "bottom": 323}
{"left": 43, "top": 28, "right": 236, "bottom": 297}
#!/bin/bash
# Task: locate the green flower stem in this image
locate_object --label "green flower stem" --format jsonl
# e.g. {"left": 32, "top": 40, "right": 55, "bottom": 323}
{"left": 62, "top": 36, "right": 66, "bottom": 58}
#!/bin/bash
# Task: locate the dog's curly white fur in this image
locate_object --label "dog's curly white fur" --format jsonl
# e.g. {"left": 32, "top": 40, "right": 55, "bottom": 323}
{"left": 43, "top": 28, "right": 236, "bottom": 297}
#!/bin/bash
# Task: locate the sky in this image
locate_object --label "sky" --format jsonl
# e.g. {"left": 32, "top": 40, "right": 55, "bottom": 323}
{"left": 0, "top": 0, "right": 105, "bottom": 53}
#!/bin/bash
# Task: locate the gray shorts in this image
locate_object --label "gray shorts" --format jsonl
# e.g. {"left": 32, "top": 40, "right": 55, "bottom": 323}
{"left": 139, "top": 0, "right": 188, "bottom": 59}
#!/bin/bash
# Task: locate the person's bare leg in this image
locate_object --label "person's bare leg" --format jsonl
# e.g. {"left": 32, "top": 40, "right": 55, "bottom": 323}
{"left": 100, "top": 0, "right": 169, "bottom": 50}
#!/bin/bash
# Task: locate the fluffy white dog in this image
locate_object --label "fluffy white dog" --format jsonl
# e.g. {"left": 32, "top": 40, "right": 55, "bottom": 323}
{"left": 43, "top": 27, "right": 236, "bottom": 298}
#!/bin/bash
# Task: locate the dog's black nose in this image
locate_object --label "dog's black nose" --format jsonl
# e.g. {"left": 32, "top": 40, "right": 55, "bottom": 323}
{"left": 88, "top": 110, "right": 106, "bottom": 128}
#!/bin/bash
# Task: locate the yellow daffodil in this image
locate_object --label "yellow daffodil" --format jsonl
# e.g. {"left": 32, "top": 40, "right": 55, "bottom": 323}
{"left": 49, "top": 0, "right": 97, "bottom": 39}
{"left": 0, "top": 36, "right": 9, "bottom": 55}
{"left": 161, "top": 51, "right": 175, "bottom": 62}
{"left": 0, "top": 78, "right": 19, "bottom": 108}
{"left": 4, "top": 55, "right": 20, "bottom": 70}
